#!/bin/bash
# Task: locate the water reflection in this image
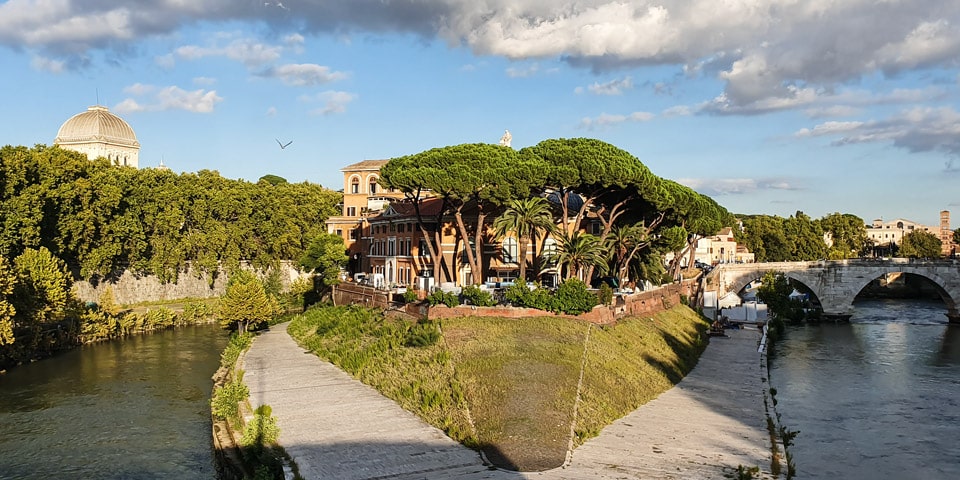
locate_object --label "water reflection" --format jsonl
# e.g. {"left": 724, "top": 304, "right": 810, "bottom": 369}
{"left": 0, "top": 325, "right": 227, "bottom": 479}
{"left": 769, "top": 299, "right": 960, "bottom": 480}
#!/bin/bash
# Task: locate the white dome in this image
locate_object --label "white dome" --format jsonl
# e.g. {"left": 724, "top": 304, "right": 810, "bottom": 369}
{"left": 54, "top": 105, "right": 141, "bottom": 168}
{"left": 55, "top": 105, "right": 139, "bottom": 147}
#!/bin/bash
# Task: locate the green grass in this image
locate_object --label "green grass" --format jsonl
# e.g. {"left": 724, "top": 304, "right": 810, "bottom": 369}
{"left": 441, "top": 316, "right": 590, "bottom": 471}
{"left": 575, "top": 307, "right": 709, "bottom": 443}
{"left": 287, "top": 305, "right": 476, "bottom": 445}
{"left": 287, "top": 303, "right": 709, "bottom": 472}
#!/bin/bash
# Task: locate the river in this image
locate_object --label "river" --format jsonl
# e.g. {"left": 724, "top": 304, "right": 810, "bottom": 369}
{"left": 768, "top": 298, "right": 960, "bottom": 479}
{"left": 0, "top": 325, "right": 228, "bottom": 479}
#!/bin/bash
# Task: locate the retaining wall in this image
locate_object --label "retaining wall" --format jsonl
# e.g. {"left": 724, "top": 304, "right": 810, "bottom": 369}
{"left": 73, "top": 261, "right": 307, "bottom": 305}
{"left": 333, "top": 281, "right": 698, "bottom": 325}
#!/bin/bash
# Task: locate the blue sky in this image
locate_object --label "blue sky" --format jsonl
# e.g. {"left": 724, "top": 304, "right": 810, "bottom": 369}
{"left": 1, "top": 1, "right": 959, "bottom": 227}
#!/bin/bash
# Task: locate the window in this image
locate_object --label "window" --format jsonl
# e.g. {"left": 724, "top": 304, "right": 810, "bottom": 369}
{"left": 347, "top": 206, "right": 357, "bottom": 216}
{"left": 397, "top": 223, "right": 404, "bottom": 233}
{"left": 335, "top": 229, "right": 343, "bottom": 237}
{"left": 502, "top": 237, "right": 518, "bottom": 264}
{"left": 350, "top": 229, "right": 358, "bottom": 240}
{"left": 418, "top": 239, "right": 430, "bottom": 258}
{"left": 351, "top": 178, "right": 360, "bottom": 193}
{"left": 543, "top": 238, "right": 558, "bottom": 266}
{"left": 369, "top": 179, "right": 378, "bottom": 194}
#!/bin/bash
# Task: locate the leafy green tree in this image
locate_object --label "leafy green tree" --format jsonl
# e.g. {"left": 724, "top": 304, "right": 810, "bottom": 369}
{"left": 784, "top": 211, "right": 826, "bottom": 260}
{"left": 300, "top": 233, "right": 349, "bottom": 289}
{"left": 900, "top": 230, "right": 942, "bottom": 258}
{"left": 738, "top": 215, "right": 792, "bottom": 262}
{"left": 556, "top": 232, "right": 607, "bottom": 281}
{"left": 492, "top": 196, "right": 555, "bottom": 281}
{"left": 605, "top": 222, "right": 650, "bottom": 284}
{"left": 953, "top": 227, "right": 960, "bottom": 247}
{"left": 0, "top": 257, "right": 16, "bottom": 345}
{"left": 756, "top": 271, "right": 804, "bottom": 321}
{"left": 258, "top": 174, "right": 287, "bottom": 185}
{"left": 218, "top": 271, "right": 280, "bottom": 333}
{"left": 11, "top": 247, "right": 74, "bottom": 326}
{"left": 820, "top": 213, "right": 869, "bottom": 259}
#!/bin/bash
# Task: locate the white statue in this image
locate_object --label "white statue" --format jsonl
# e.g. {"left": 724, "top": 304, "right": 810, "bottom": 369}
{"left": 499, "top": 129, "right": 512, "bottom": 147}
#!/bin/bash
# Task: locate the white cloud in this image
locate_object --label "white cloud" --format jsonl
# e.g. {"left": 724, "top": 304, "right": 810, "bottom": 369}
{"left": 114, "top": 84, "right": 223, "bottom": 113}
{"left": 123, "top": 83, "right": 155, "bottom": 96}
{"left": 577, "top": 76, "right": 633, "bottom": 95}
{"left": 30, "top": 55, "right": 65, "bottom": 73}
{"left": 796, "top": 107, "right": 960, "bottom": 159}
{"left": 662, "top": 105, "right": 692, "bottom": 117}
{"left": 578, "top": 111, "right": 654, "bottom": 129}
{"left": 505, "top": 63, "right": 542, "bottom": 78}
{"left": 300, "top": 90, "right": 357, "bottom": 115}
{"left": 175, "top": 37, "right": 282, "bottom": 67}
{"left": 2, "top": 0, "right": 959, "bottom": 118}
{"left": 261, "top": 63, "right": 349, "bottom": 86}
{"left": 679, "top": 177, "right": 802, "bottom": 196}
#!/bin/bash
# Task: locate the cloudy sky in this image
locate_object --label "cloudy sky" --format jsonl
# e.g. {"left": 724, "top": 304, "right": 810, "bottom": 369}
{"left": 2, "top": 0, "right": 959, "bottom": 226}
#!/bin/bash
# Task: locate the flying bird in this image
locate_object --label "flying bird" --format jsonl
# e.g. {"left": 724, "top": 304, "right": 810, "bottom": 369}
{"left": 276, "top": 139, "right": 293, "bottom": 150}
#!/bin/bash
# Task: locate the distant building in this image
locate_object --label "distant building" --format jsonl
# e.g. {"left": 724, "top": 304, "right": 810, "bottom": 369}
{"left": 54, "top": 105, "right": 140, "bottom": 168}
{"left": 867, "top": 217, "right": 937, "bottom": 249}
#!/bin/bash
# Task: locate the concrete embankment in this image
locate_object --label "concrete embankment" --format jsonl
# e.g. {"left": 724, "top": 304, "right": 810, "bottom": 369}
{"left": 241, "top": 323, "right": 772, "bottom": 479}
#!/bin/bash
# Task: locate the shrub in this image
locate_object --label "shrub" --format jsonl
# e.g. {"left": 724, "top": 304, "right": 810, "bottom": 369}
{"left": 241, "top": 404, "right": 280, "bottom": 449}
{"left": 503, "top": 279, "right": 553, "bottom": 310}
{"left": 427, "top": 289, "right": 459, "bottom": 308}
{"left": 211, "top": 373, "right": 250, "bottom": 422}
{"left": 220, "top": 331, "right": 253, "bottom": 368}
{"left": 461, "top": 285, "right": 494, "bottom": 307}
{"left": 551, "top": 279, "right": 598, "bottom": 315}
{"left": 598, "top": 283, "right": 614, "bottom": 306}
{"left": 402, "top": 289, "right": 418, "bottom": 303}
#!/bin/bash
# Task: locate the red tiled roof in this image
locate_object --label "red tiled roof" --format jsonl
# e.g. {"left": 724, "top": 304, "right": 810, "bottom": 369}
{"left": 369, "top": 198, "right": 445, "bottom": 222}
{"left": 341, "top": 159, "right": 389, "bottom": 171}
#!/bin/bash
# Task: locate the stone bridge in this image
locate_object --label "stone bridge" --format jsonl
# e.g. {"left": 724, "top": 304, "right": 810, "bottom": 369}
{"left": 705, "top": 259, "right": 960, "bottom": 322}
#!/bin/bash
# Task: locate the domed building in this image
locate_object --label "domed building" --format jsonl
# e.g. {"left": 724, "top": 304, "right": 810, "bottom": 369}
{"left": 54, "top": 105, "right": 140, "bottom": 168}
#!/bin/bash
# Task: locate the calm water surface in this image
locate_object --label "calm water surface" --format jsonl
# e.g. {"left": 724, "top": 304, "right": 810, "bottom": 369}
{"left": 769, "top": 299, "right": 960, "bottom": 479}
{"left": 0, "top": 325, "right": 228, "bottom": 479}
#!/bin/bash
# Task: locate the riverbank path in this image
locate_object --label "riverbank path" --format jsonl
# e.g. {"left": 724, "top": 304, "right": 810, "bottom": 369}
{"left": 242, "top": 323, "right": 773, "bottom": 479}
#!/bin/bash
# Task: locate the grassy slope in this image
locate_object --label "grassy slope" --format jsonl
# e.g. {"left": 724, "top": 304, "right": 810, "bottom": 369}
{"left": 441, "top": 316, "right": 590, "bottom": 471}
{"left": 287, "top": 304, "right": 709, "bottom": 472}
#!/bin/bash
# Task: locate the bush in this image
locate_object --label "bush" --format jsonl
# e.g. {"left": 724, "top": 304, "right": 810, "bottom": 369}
{"left": 220, "top": 331, "right": 253, "bottom": 368}
{"left": 461, "top": 285, "right": 494, "bottom": 307}
{"left": 551, "top": 279, "right": 598, "bottom": 315}
{"left": 598, "top": 283, "right": 614, "bottom": 306}
{"left": 241, "top": 404, "right": 280, "bottom": 449}
{"left": 403, "top": 289, "right": 418, "bottom": 303}
{"left": 427, "top": 290, "right": 459, "bottom": 308}
{"left": 211, "top": 373, "right": 250, "bottom": 422}
{"left": 503, "top": 279, "right": 553, "bottom": 310}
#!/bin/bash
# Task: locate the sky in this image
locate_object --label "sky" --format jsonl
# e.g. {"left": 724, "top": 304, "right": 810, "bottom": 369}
{"left": 1, "top": 1, "right": 959, "bottom": 227}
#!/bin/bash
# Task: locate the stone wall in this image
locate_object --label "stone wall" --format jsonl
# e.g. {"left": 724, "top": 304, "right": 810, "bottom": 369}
{"left": 73, "top": 261, "right": 307, "bottom": 305}
{"left": 332, "top": 280, "right": 698, "bottom": 325}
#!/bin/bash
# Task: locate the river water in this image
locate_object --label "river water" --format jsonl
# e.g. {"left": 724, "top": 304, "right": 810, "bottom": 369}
{"left": 0, "top": 325, "right": 228, "bottom": 479}
{"left": 769, "top": 298, "right": 960, "bottom": 479}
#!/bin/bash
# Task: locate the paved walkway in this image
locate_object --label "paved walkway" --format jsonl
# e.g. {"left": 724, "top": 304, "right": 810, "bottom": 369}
{"left": 242, "top": 324, "right": 773, "bottom": 479}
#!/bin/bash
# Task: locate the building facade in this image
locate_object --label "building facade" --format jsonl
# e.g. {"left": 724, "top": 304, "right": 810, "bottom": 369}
{"left": 55, "top": 105, "right": 140, "bottom": 168}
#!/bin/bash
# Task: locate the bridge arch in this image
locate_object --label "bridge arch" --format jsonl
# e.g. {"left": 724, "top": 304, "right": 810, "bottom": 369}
{"left": 708, "top": 260, "right": 960, "bottom": 322}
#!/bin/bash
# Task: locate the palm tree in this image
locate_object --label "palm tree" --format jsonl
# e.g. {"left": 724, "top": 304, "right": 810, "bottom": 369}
{"left": 492, "top": 197, "right": 555, "bottom": 281}
{"left": 556, "top": 231, "right": 608, "bottom": 282}
{"left": 605, "top": 222, "right": 650, "bottom": 284}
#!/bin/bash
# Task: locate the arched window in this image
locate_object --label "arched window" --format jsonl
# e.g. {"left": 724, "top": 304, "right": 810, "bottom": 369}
{"left": 503, "top": 237, "right": 518, "bottom": 264}
{"left": 543, "top": 237, "right": 558, "bottom": 267}
{"left": 350, "top": 177, "right": 360, "bottom": 194}
{"left": 368, "top": 176, "right": 378, "bottom": 194}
